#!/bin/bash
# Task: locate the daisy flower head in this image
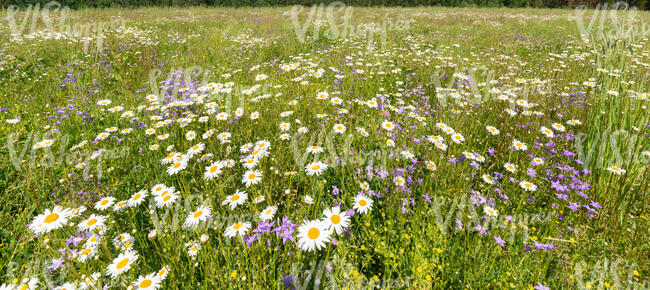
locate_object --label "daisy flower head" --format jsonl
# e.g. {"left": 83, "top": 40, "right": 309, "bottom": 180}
{"left": 280, "top": 122, "right": 291, "bottom": 132}
{"left": 126, "top": 189, "right": 147, "bottom": 207}
{"left": 255, "top": 140, "right": 271, "bottom": 151}
{"left": 483, "top": 206, "right": 498, "bottom": 217}
{"left": 78, "top": 214, "right": 107, "bottom": 232}
{"left": 154, "top": 191, "right": 179, "bottom": 208}
{"left": 353, "top": 194, "right": 373, "bottom": 214}
{"left": 222, "top": 190, "right": 247, "bottom": 210}
{"left": 532, "top": 157, "right": 544, "bottom": 166}
{"left": 305, "top": 161, "right": 327, "bottom": 176}
{"left": 260, "top": 205, "right": 277, "bottom": 221}
{"left": 451, "top": 133, "right": 465, "bottom": 144}
{"left": 151, "top": 184, "right": 168, "bottom": 196}
{"left": 224, "top": 221, "right": 251, "bottom": 238}
{"left": 463, "top": 151, "right": 476, "bottom": 160}
{"left": 551, "top": 123, "right": 566, "bottom": 132}
{"left": 133, "top": 273, "right": 161, "bottom": 290}
{"left": 242, "top": 169, "right": 263, "bottom": 187}
{"left": 157, "top": 266, "right": 170, "bottom": 281}
{"left": 113, "top": 200, "right": 128, "bottom": 212}
{"left": 186, "top": 143, "right": 205, "bottom": 157}
{"left": 106, "top": 250, "right": 138, "bottom": 278}
{"left": 482, "top": 174, "right": 495, "bottom": 185}
{"left": 606, "top": 166, "right": 626, "bottom": 175}
{"left": 540, "top": 126, "right": 554, "bottom": 138}
{"left": 425, "top": 160, "right": 437, "bottom": 171}
{"left": 78, "top": 245, "right": 98, "bottom": 262}
{"left": 512, "top": 139, "right": 528, "bottom": 151}
{"left": 381, "top": 120, "right": 396, "bottom": 131}
{"left": 186, "top": 241, "right": 201, "bottom": 257}
{"left": 95, "top": 197, "right": 116, "bottom": 211}
{"left": 333, "top": 123, "right": 346, "bottom": 134}
{"left": 184, "top": 206, "right": 212, "bottom": 229}
{"left": 394, "top": 176, "right": 406, "bottom": 187}
{"left": 217, "top": 132, "right": 231, "bottom": 143}
{"left": 360, "top": 181, "right": 370, "bottom": 191}
{"left": 504, "top": 162, "right": 516, "bottom": 173}
{"left": 242, "top": 156, "right": 259, "bottom": 169}
{"left": 97, "top": 99, "right": 112, "bottom": 106}
{"left": 297, "top": 220, "right": 331, "bottom": 252}
{"left": 253, "top": 195, "right": 265, "bottom": 204}
{"left": 316, "top": 91, "right": 329, "bottom": 100}
{"left": 400, "top": 150, "right": 415, "bottom": 160}
{"left": 519, "top": 180, "right": 538, "bottom": 191}
{"left": 167, "top": 159, "right": 188, "bottom": 175}
{"left": 567, "top": 119, "right": 582, "bottom": 126}
{"left": 486, "top": 126, "right": 500, "bottom": 135}
{"left": 204, "top": 162, "right": 223, "bottom": 180}
{"left": 234, "top": 107, "right": 244, "bottom": 117}
{"left": 306, "top": 145, "right": 324, "bottom": 154}
{"left": 29, "top": 206, "right": 73, "bottom": 234}
{"left": 113, "top": 233, "right": 135, "bottom": 250}
{"left": 322, "top": 207, "right": 350, "bottom": 235}
{"left": 160, "top": 152, "right": 180, "bottom": 165}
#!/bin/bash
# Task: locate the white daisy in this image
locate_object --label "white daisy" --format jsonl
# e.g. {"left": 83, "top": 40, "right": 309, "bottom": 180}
{"left": 222, "top": 190, "right": 247, "bottom": 210}
{"left": 106, "top": 250, "right": 138, "bottom": 278}
{"left": 353, "top": 195, "right": 373, "bottom": 214}
{"left": 28, "top": 206, "right": 73, "bottom": 234}
{"left": 297, "top": 220, "right": 331, "bottom": 252}
{"left": 322, "top": 207, "right": 350, "bottom": 235}
{"left": 224, "top": 221, "right": 251, "bottom": 238}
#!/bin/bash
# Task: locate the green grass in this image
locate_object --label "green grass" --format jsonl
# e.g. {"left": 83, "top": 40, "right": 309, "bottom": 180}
{"left": 0, "top": 6, "right": 648, "bottom": 289}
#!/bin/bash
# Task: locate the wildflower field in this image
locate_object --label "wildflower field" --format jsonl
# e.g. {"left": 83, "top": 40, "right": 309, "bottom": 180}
{"left": 0, "top": 5, "right": 649, "bottom": 289}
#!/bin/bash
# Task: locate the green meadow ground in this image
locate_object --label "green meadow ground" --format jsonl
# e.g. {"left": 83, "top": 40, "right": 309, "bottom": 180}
{"left": 0, "top": 6, "right": 648, "bottom": 289}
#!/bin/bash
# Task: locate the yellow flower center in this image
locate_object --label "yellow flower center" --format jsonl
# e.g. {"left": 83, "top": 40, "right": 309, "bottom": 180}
{"left": 359, "top": 200, "right": 367, "bottom": 206}
{"left": 308, "top": 228, "right": 320, "bottom": 239}
{"left": 233, "top": 223, "right": 243, "bottom": 230}
{"left": 139, "top": 280, "right": 152, "bottom": 288}
{"left": 331, "top": 215, "right": 341, "bottom": 225}
{"left": 44, "top": 213, "right": 59, "bottom": 223}
{"left": 193, "top": 211, "right": 203, "bottom": 218}
{"left": 116, "top": 258, "right": 129, "bottom": 270}
{"left": 87, "top": 219, "right": 97, "bottom": 226}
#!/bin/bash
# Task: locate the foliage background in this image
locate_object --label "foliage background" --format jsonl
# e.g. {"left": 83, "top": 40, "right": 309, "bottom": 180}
{"left": 1, "top": 0, "right": 648, "bottom": 10}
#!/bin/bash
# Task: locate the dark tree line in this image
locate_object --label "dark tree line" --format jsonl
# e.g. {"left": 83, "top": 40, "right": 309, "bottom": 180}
{"left": 2, "top": 0, "right": 647, "bottom": 10}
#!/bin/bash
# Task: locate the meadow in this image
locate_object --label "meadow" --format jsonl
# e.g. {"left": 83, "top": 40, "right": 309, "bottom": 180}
{"left": 0, "top": 4, "right": 649, "bottom": 289}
